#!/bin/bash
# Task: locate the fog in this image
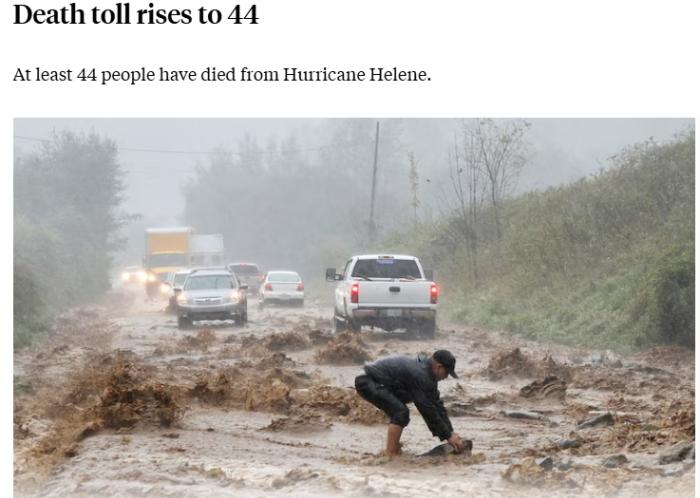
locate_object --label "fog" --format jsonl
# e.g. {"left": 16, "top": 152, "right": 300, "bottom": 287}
{"left": 13, "top": 118, "right": 692, "bottom": 275}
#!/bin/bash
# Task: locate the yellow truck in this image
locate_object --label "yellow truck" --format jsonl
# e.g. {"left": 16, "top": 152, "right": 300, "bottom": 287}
{"left": 143, "top": 227, "right": 192, "bottom": 296}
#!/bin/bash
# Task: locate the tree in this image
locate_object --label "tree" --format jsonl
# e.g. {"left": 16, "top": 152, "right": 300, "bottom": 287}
{"left": 470, "top": 119, "right": 530, "bottom": 239}
{"left": 14, "top": 131, "right": 130, "bottom": 346}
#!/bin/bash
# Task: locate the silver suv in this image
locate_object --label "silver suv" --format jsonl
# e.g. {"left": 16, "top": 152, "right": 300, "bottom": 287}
{"left": 176, "top": 269, "right": 248, "bottom": 328}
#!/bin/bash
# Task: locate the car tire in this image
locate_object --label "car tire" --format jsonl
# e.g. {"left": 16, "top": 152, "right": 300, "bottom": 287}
{"left": 348, "top": 319, "right": 362, "bottom": 333}
{"left": 177, "top": 316, "right": 192, "bottom": 329}
{"left": 333, "top": 314, "right": 346, "bottom": 333}
{"left": 419, "top": 318, "right": 436, "bottom": 339}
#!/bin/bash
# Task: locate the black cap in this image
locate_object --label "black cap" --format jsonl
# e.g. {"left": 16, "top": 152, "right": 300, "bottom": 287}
{"left": 433, "top": 350, "right": 458, "bottom": 378}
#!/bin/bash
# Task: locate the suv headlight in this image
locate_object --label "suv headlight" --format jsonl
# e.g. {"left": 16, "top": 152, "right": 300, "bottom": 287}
{"left": 147, "top": 273, "right": 157, "bottom": 283}
{"left": 177, "top": 293, "right": 188, "bottom": 304}
{"left": 228, "top": 290, "right": 240, "bottom": 303}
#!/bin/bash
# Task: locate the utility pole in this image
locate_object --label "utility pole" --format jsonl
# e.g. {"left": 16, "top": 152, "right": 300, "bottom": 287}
{"left": 368, "top": 121, "right": 380, "bottom": 245}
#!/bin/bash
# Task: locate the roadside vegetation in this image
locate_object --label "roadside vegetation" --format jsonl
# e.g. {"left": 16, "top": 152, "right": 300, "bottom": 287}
{"left": 386, "top": 130, "right": 694, "bottom": 352}
{"left": 14, "top": 132, "right": 131, "bottom": 348}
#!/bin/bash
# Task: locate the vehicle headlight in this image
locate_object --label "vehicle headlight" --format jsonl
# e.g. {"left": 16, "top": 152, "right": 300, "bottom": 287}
{"left": 137, "top": 271, "right": 148, "bottom": 282}
{"left": 228, "top": 290, "right": 240, "bottom": 303}
{"left": 177, "top": 293, "right": 188, "bottom": 304}
{"left": 121, "top": 272, "right": 129, "bottom": 281}
{"left": 160, "top": 283, "right": 170, "bottom": 294}
{"left": 147, "top": 273, "right": 157, "bottom": 283}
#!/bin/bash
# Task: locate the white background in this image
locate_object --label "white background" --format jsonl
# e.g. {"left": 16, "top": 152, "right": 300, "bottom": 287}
{"left": 2, "top": 0, "right": 698, "bottom": 492}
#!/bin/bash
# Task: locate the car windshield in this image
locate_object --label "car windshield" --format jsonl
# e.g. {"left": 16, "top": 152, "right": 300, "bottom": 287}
{"left": 230, "top": 264, "right": 259, "bottom": 276}
{"left": 184, "top": 275, "right": 234, "bottom": 290}
{"left": 149, "top": 253, "right": 187, "bottom": 267}
{"left": 352, "top": 259, "right": 422, "bottom": 279}
{"left": 174, "top": 273, "right": 189, "bottom": 286}
{"left": 267, "top": 272, "right": 301, "bottom": 283}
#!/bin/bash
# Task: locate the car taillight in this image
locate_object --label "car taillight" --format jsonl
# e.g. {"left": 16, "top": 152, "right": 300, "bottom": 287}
{"left": 350, "top": 283, "right": 359, "bottom": 303}
{"left": 265, "top": 283, "right": 273, "bottom": 291}
{"left": 430, "top": 284, "right": 439, "bottom": 304}
{"left": 297, "top": 282, "right": 304, "bottom": 291}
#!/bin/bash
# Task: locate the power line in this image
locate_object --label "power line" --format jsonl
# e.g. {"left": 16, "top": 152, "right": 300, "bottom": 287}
{"left": 13, "top": 133, "right": 364, "bottom": 158}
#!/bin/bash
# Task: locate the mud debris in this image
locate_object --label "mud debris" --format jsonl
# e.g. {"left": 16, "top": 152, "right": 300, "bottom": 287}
{"left": 519, "top": 376, "right": 567, "bottom": 401}
{"left": 27, "top": 353, "right": 184, "bottom": 466}
{"left": 484, "top": 348, "right": 571, "bottom": 381}
{"left": 178, "top": 328, "right": 217, "bottom": 351}
{"left": 241, "top": 331, "right": 310, "bottom": 353}
{"left": 291, "top": 386, "right": 386, "bottom": 425}
{"left": 262, "top": 413, "right": 332, "bottom": 433}
{"left": 602, "top": 454, "right": 628, "bottom": 468}
{"left": 576, "top": 412, "right": 614, "bottom": 430}
{"left": 314, "top": 332, "right": 372, "bottom": 365}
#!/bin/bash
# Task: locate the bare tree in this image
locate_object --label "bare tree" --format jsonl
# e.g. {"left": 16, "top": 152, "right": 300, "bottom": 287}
{"left": 469, "top": 119, "right": 530, "bottom": 238}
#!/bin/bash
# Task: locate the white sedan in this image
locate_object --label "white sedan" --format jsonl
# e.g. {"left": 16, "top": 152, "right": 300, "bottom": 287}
{"left": 259, "top": 271, "right": 304, "bottom": 307}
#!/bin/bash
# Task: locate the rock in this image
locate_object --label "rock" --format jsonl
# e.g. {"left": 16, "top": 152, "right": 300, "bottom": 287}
{"left": 501, "top": 410, "right": 547, "bottom": 421}
{"left": 659, "top": 442, "right": 695, "bottom": 465}
{"left": 602, "top": 454, "right": 628, "bottom": 468}
{"left": 557, "top": 460, "right": 573, "bottom": 471}
{"left": 447, "top": 402, "right": 477, "bottom": 417}
{"left": 576, "top": 412, "right": 614, "bottom": 430}
{"left": 420, "top": 440, "right": 473, "bottom": 457}
{"left": 558, "top": 439, "right": 582, "bottom": 449}
{"left": 538, "top": 456, "right": 554, "bottom": 471}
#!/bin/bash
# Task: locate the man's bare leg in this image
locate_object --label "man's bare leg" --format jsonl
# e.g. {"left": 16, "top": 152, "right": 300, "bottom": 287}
{"left": 386, "top": 423, "right": 403, "bottom": 455}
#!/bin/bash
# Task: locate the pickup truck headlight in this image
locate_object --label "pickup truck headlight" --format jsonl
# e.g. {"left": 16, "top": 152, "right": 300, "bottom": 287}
{"left": 177, "top": 293, "right": 188, "bottom": 304}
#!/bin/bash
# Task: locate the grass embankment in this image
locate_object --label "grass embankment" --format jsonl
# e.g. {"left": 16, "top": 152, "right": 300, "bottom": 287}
{"left": 390, "top": 133, "right": 694, "bottom": 352}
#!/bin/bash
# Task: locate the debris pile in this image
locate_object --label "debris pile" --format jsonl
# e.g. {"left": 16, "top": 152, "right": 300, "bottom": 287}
{"left": 519, "top": 376, "right": 567, "bottom": 401}
{"left": 241, "top": 331, "right": 310, "bottom": 353}
{"left": 314, "top": 332, "right": 372, "bottom": 365}
{"left": 178, "top": 329, "right": 217, "bottom": 351}
{"left": 262, "top": 413, "right": 332, "bottom": 432}
{"left": 291, "top": 385, "right": 386, "bottom": 425}
{"left": 30, "top": 353, "right": 184, "bottom": 463}
{"left": 485, "top": 349, "right": 573, "bottom": 381}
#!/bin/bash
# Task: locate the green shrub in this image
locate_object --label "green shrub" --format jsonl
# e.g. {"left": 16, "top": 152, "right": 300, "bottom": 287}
{"left": 634, "top": 244, "right": 694, "bottom": 348}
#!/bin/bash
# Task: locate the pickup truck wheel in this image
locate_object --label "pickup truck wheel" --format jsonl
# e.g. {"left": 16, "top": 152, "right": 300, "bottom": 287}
{"left": 419, "top": 318, "right": 436, "bottom": 339}
{"left": 333, "top": 314, "right": 347, "bottom": 333}
{"left": 348, "top": 320, "right": 362, "bottom": 333}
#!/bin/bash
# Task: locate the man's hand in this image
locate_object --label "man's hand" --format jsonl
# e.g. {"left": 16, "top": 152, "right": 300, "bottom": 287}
{"left": 447, "top": 433, "right": 465, "bottom": 453}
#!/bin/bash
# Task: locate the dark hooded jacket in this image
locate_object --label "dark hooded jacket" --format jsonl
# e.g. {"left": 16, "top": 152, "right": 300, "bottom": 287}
{"left": 363, "top": 355, "right": 453, "bottom": 440}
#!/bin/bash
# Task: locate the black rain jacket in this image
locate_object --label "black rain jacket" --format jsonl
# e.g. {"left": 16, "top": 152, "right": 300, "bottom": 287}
{"left": 363, "top": 355, "right": 454, "bottom": 440}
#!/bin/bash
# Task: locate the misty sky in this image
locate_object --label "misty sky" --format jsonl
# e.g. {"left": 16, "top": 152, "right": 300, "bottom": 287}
{"left": 14, "top": 118, "right": 693, "bottom": 265}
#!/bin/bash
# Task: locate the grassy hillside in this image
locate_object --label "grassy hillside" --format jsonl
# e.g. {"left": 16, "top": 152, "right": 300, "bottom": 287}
{"left": 387, "top": 132, "right": 694, "bottom": 352}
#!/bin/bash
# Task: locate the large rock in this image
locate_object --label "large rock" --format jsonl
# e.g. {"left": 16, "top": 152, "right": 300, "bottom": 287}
{"left": 659, "top": 442, "right": 695, "bottom": 465}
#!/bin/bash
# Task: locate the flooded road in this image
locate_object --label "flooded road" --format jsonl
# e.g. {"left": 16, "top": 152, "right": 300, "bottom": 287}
{"left": 14, "top": 289, "right": 695, "bottom": 497}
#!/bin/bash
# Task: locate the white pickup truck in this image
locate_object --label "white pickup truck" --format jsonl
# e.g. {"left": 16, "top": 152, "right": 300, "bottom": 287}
{"left": 326, "top": 254, "right": 438, "bottom": 338}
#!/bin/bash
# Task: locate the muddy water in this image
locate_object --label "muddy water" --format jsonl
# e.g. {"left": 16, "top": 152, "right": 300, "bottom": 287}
{"left": 14, "top": 289, "right": 695, "bottom": 497}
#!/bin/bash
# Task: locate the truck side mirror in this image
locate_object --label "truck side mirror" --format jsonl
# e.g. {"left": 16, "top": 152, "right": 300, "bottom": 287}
{"left": 424, "top": 269, "right": 434, "bottom": 281}
{"left": 325, "top": 268, "right": 338, "bottom": 281}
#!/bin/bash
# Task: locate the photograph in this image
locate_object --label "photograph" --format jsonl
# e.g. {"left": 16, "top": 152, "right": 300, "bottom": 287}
{"left": 12, "top": 117, "right": 695, "bottom": 497}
